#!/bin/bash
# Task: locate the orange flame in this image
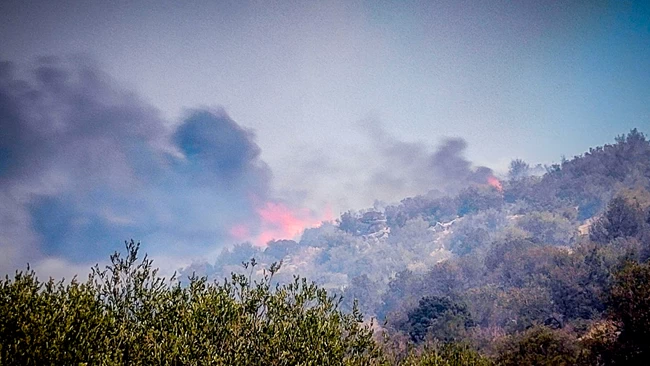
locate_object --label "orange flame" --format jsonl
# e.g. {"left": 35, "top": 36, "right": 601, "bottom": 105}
{"left": 229, "top": 201, "right": 332, "bottom": 246}
{"left": 487, "top": 175, "right": 503, "bottom": 192}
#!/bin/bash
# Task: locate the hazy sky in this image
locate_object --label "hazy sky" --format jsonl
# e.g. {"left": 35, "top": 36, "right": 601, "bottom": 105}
{"left": 1, "top": 0, "right": 649, "bottom": 276}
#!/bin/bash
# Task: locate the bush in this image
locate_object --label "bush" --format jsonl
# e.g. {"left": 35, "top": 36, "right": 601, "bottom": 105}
{"left": 399, "top": 343, "right": 493, "bottom": 366}
{"left": 0, "top": 240, "right": 383, "bottom": 365}
{"left": 495, "top": 326, "right": 585, "bottom": 366}
{"left": 602, "top": 261, "right": 650, "bottom": 364}
{"left": 405, "top": 296, "right": 474, "bottom": 343}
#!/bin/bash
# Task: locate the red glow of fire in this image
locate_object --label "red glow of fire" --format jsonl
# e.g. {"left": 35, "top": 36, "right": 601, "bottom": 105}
{"left": 229, "top": 224, "right": 250, "bottom": 241}
{"left": 487, "top": 175, "right": 503, "bottom": 192}
{"left": 229, "top": 201, "right": 333, "bottom": 246}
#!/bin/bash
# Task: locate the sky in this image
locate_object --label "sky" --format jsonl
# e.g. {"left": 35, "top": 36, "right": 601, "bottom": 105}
{"left": 1, "top": 0, "right": 649, "bottom": 277}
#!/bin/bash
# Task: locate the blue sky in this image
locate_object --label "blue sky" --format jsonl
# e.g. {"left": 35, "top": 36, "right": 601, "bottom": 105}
{"left": 1, "top": 0, "right": 649, "bottom": 276}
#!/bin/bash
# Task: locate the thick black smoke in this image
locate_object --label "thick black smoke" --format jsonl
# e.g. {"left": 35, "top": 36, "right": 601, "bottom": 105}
{"left": 0, "top": 57, "right": 271, "bottom": 273}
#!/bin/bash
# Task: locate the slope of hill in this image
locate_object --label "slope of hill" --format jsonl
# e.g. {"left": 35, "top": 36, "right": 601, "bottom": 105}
{"left": 187, "top": 130, "right": 650, "bottom": 316}
{"left": 4, "top": 129, "right": 650, "bottom": 364}
{"left": 185, "top": 130, "right": 650, "bottom": 348}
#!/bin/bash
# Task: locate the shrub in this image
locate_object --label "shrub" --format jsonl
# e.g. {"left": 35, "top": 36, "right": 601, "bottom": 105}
{"left": 0, "top": 240, "right": 383, "bottom": 365}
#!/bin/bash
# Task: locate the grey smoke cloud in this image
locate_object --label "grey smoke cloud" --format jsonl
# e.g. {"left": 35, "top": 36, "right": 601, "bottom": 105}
{"left": 173, "top": 110, "right": 271, "bottom": 194}
{"left": 0, "top": 57, "right": 499, "bottom": 276}
{"left": 0, "top": 57, "right": 271, "bottom": 273}
{"left": 275, "top": 119, "right": 498, "bottom": 215}
{"left": 361, "top": 119, "right": 496, "bottom": 199}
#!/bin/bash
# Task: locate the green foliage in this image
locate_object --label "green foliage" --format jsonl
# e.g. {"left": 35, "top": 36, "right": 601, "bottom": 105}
{"left": 496, "top": 326, "right": 585, "bottom": 366}
{"left": 590, "top": 195, "right": 645, "bottom": 243}
{"left": 385, "top": 196, "right": 458, "bottom": 230}
{"left": 448, "top": 226, "right": 490, "bottom": 256}
{"left": 338, "top": 210, "right": 362, "bottom": 234}
{"left": 405, "top": 296, "right": 474, "bottom": 343}
{"left": 264, "top": 239, "right": 300, "bottom": 260}
{"left": 6, "top": 130, "right": 650, "bottom": 364}
{"left": 516, "top": 211, "right": 577, "bottom": 246}
{"left": 465, "top": 285, "right": 553, "bottom": 332}
{"left": 0, "top": 240, "right": 383, "bottom": 365}
{"left": 388, "top": 218, "right": 437, "bottom": 259}
{"left": 380, "top": 270, "right": 421, "bottom": 319}
{"left": 341, "top": 274, "right": 383, "bottom": 317}
{"left": 445, "top": 209, "right": 507, "bottom": 256}
{"left": 484, "top": 236, "right": 538, "bottom": 274}
{"left": 505, "top": 129, "right": 650, "bottom": 219}
{"left": 399, "top": 343, "right": 493, "bottom": 366}
{"left": 605, "top": 261, "right": 650, "bottom": 364}
{"left": 0, "top": 268, "right": 109, "bottom": 365}
{"left": 455, "top": 186, "right": 504, "bottom": 216}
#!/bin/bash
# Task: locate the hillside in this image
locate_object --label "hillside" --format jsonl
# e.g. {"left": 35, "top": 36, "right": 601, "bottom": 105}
{"left": 3, "top": 129, "right": 650, "bottom": 365}
{"left": 183, "top": 129, "right": 650, "bottom": 362}
{"left": 191, "top": 129, "right": 650, "bottom": 298}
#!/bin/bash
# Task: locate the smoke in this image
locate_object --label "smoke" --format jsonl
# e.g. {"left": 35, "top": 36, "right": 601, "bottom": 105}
{"left": 0, "top": 57, "right": 285, "bottom": 274}
{"left": 173, "top": 110, "right": 271, "bottom": 193}
{"left": 272, "top": 119, "right": 502, "bottom": 216}
{"left": 357, "top": 120, "right": 500, "bottom": 202}
{"left": 0, "top": 57, "right": 501, "bottom": 276}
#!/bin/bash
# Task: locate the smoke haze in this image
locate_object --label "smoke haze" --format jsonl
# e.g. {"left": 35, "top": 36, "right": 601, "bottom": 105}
{"left": 0, "top": 57, "right": 518, "bottom": 276}
{"left": 0, "top": 58, "right": 277, "bottom": 274}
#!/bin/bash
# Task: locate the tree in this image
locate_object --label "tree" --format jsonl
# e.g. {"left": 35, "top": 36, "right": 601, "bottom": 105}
{"left": 455, "top": 186, "right": 503, "bottom": 216}
{"left": 516, "top": 211, "right": 576, "bottom": 246}
{"left": 342, "top": 274, "right": 383, "bottom": 317}
{"left": 496, "top": 326, "right": 585, "bottom": 366}
{"left": 0, "top": 268, "right": 109, "bottom": 365}
{"left": 448, "top": 226, "right": 490, "bottom": 256}
{"left": 264, "top": 239, "right": 299, "bottom": 259}
{"left": 508, "top": 159, "right": 530, "bottom": 181}
{"left": 405, "top": 296, "right": 474, "bottom": 343}
{"left": 0, "top": 240, "right": 384, "bottom": 365}
{"left": 590, "top": 196, "right": 644, "bottom": 243}
{"left": 398, "top": 343, "right": 493, "bottom": 366}
{"left": 605, "top": 261, "right": 650, "bottom": 364}
{"left": 338, "top": 210, "right": 361, "bottom": 234}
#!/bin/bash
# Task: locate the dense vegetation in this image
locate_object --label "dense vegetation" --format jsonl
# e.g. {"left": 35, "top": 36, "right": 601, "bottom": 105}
{"left": 3, "top": 129, "right": 650, "bottom": 364}
{"left": 1, "top": 241, "right": 384, "bottom": 365}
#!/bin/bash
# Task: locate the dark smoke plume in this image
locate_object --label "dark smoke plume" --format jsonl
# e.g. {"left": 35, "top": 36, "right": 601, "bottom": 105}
{"left": 0, "top": 57, "right": 271, "bottom": 273}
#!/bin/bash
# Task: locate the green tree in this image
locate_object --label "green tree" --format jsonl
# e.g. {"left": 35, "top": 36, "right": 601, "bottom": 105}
{"left": 405, "top": 296, "right": 474, "bottom": 343}
{"left": 496, "top": 326, "right": 585, "bottom": 366}
{"left": 516, "top": 211, "right": 576, "bottom": 246}
{"left": 0, "top": 268, "right": 109, "bottom": 365}
{"left": 399, "top": 343, "right": 493, "bottom": 366}
{"left": 455, "top": 186, "right": 503, "bottom": 216}
{"left": 590, "top": 196, "right": 644, "bottom": 243}
{"left": 605, "top": 261, "right": 650, "bottom": 364}
{"left": 0, "top": 240, "right": 385, "bottom": 366}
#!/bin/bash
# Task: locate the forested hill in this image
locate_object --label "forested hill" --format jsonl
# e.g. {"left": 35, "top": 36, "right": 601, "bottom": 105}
{"left": 3, "top": 129, "right": 650, "bottom": 365}
{"left": 507, "top": 128, "right": 650, "bottom": 219}
{"left": 186, "top": 129, "right": 650, "bottom": 362}
{"left": 197, "top": 129, "right": 650, "bottom": 295}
